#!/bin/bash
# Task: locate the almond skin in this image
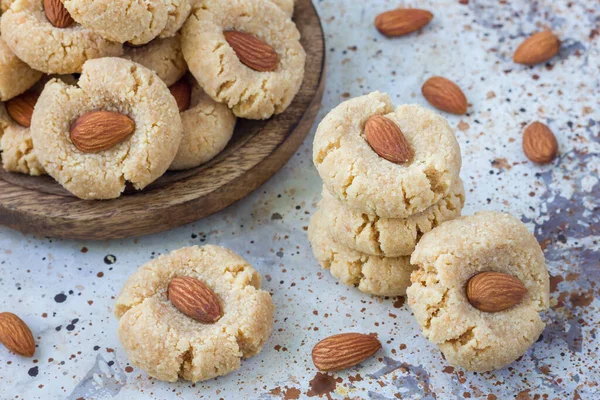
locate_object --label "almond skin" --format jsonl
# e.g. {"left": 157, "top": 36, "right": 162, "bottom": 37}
{"left": 514, "top": 31, "right": 560, "bottom": 65}
{"left": 0, "top": 312, "right": 35, "bottom": 357}
{"left": 168, "top": 277, "right": 222, "bottom": 324}
{"left": 523, "top": 122, "right": 558, "bottom": 164}
{"left": 365, "top": 115, "right": 413, "bottom": 164}
{"left": 422, "top": 76, "right": 468, "bottom": 115}
{"left": 312, "top": 333, "right": 381, "bottom": 372}
{"left": 70, "top": 111, "right": 136, "bottom": 153}
{"left": 375, "top": 9, "right": 433, "bottom": 37}
{"left": 44, "top": 0, "right": 74, "bottom": 29}
{"left": 6, "top": 90, "right": 39, "bottom": 128}
{"left": 466, "top": 272, "right": 527, "bottom": 313}
{"left": 224, "top": 31, "right": 278, "bottom": 72}
{"left": 169, "top": 79, "right": 192, "bottom": 112}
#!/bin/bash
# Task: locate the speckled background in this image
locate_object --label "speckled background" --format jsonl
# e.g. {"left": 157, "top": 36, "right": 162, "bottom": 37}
{"left": 1, "top": 0, "right": 599, "bottom": 399}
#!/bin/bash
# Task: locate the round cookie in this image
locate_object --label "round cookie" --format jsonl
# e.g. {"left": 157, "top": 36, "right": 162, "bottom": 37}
{"left": 114, "top": 245, "right": 274, "bottom": 383}
{"left": 308, "top": 210, "right": 416, "bottom": 296}
{"left": 30, "top": 58, "right": 182, "bottom": 200}
{"left": 0, "top": 35, "right": 42, "bottom": 101}
{"left": 1, "top": 0, "right": 123, "bottom": 74}
{"left": 406, "top": 211, "right": 550, "bottom": 372}
{"left": 313, "top": 92, "right": 462, "bottom": 218}
{"left": 169, "top": 77, "right": 236, "bottom": 170}
{"left": 122, "top": 36, "right": 187, "bottom": 87}
{"left": 181, "top": 0, "right": 306, "bottom": 120}
{"left": 320, "top": 178, "right": 465, "bottom": 257}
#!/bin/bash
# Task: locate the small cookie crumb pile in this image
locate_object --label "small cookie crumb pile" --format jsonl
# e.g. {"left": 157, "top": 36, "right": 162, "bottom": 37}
{"left": 114, "top": 245, "right": 274, "bottom": 382}
{"left": 309, "top": 92, "right": 464, "bottom": 296}
{"left": 406, "top": 211, "right": 550, "bottom": 372}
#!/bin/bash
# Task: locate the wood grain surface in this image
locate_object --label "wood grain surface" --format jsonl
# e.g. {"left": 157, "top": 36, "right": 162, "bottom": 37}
{"left": 0, "top": 0, "right": 325, "bottom": 240}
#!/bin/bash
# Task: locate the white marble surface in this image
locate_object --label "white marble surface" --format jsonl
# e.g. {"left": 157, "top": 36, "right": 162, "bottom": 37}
{"left": 1, "top": 0, "right": 599, "bottom": 399}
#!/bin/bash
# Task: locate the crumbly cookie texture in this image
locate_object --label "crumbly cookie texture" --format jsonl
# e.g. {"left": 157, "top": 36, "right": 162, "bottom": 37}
{"left": 30, "top": 58, "right": 182, "bottom": 200}
{"left": 160, "top": 0, "right": 192, "bottom": 39}
{"left": 181, "top": 0, "right": 306, "bottom": 119}
{"left": 308, "top": 210, "right": 416, "bottom": 296}
{"left": 122, "top": 36, "right": 187, "bottom": 87}
{"left": 62, "top": 0, "right": 162, "bottom": 45}
{"left": 313, "top": 92, "right": 462, "bottom": 218}
{"left": 115, "top": 245, "right": 274, "bottom": 383}
{"left": 320, "top": 178, "right": 465, "bottom": 257}
{"left": 0, "top": 36, "right": 42, "bottom": 101}
{"left": 170, "top": 77, "right": 236, "bottom": 170}
{"left": 407, "top": 211, "right": 550, "bottom": 372}
{"left": 1, "top": 124, "right": 45, "bottom": 176}
{"left": 1, "top": 0, "right": 123, "bottom": 74}
{"left": 270, "top": 0, "right": 294, "bottom": 17}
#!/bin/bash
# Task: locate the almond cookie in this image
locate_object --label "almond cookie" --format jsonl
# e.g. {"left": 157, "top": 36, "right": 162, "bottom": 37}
{"left": 114, "top": 245, "right": 274, "bottom": 382}
{"left": 30, "top": 58, "right": 182, "bottom": 200}
{"left": 320, "top": 178, "right": 465, "bottom": 257}
{"left": 0, "top": 35, "right": 42, "bottom": 102}
{"left": 122, "top": 36, "right": 187, "bottom": 87}
{"left": 406, "top": 211, "right": 550, "bottom": 372}
{"left": 62, "top": 0, "right": 191, "bottom": 46}
{"left": 1, "top": 0, "right": 123, "bottom": 74}
{"left": 308, "top": 210, "right": 416, "bottom": 296}
{"left": 181, "top": 0, "right": 306, "bottom": 119}
{"left": 313, "top": 92, "right": 462, "bottom": 218}
{"left": 169, "top": 77, "right": 236, "bottom": 170}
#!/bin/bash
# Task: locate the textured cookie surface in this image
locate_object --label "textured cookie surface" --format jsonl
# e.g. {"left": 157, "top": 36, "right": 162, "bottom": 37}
{"left": 1, "top": 0, "right": 123, "bottom": 74}
{"left": 0, "top": 35, "right": 42, "bottom": 101}
{"left": 30, "top": 58, "right": 182, "bottom": 200}
{"left": 313, "top": 92, "right": 462, "bottom": 218}
{"left": 170, "top": 77, "right": 236, "bottom": 170}
{"left": 406, "top": 211, "right": 550, "bottom": 372}
{"left": 320, "top": 178, "right": 465, "bottom": 257}
{"left": 181, "top": 0, "right": 306, "bottom": 119}
{"left": 308, "top": 210, "right": 416, "bottom": 296}
{"left": 270, "top": 0, "right": 294, "bottom": 17}
{"left": 115, "top": 245, "right": 274, "bottom": 382}
{"left": 122, "top": 36, "right": 187, "bottom": 87}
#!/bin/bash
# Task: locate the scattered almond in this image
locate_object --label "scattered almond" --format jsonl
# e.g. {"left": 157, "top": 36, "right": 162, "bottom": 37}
{"left": 466, "top": 272, "right": 527, "bottom": 313}
{"left": 70, "top": 111, "right": 136, "bottom": 153}
{"left": 6, "top": 90, "right": 39, "bottom": 128}
{"left": 522, "top": 122, "right": 558, "bottom": 164}
{"left": 422, "top": 76, "right": 468, "bottom": 115}
{"left": 169, "top": 79, "right": 192, "bottom": 112}
{"left": 224, "top": 31, "right": 278, "bottom": 72}
{"left": 0, "top": 312, "right": 35, "bottom": 357}
{"left": 312, "top": 333, "right": 381, "bottom": 372}
{"left": 44, "top": 0, "right": 74, "bottom": 29}
{"left": 374, "top": 8, "right": 434, "bottom": 37}
{"left": 513, "top": 31, "right": 560, "bottom": 65}
{"left": 168, "top": 276, "right": 222, "bottom": 324}
{"left": 365, "top": 115, "right": 413, "bottom": 164}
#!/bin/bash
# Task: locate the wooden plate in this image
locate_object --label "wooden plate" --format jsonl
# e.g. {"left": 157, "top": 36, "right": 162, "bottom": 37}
{"left": 0, "top": 0, "right": 325, "bottom": 240}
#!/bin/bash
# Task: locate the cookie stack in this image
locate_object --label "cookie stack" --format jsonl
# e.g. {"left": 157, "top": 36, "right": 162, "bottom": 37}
{"left": 0, "top": 0, "right": 305, "bottom": 199}
{"left": 309, "top": 91, "right": 464, "bottom": 297}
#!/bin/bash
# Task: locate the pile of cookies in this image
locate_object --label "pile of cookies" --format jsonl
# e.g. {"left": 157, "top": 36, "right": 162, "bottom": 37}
{"left": 309, "top": 91, "right": 465, "bottom": 297}
{"left": 0, "top": 0, "right": 305, "bottom": 199}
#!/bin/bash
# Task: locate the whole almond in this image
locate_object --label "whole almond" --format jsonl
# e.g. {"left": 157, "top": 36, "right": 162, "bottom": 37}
{"left": 422, "top": 76, "right": 468, "bottom": 115}
{"left": 6, "top": 90, "right": 40, "bottom": 128}
{"left": 312, "top": 333, "right": 381, "bottom": 372}
{"left": 467, "top": 272, "right": 527, "bottom": 313}
{"left": 523, "top": 122, "right": 558, "bottom": 164}
{"left": 365, "top": 115, "right": 414, "bottom": 164}
{"left": 374, "top": 8, "right": 433, "bottom": 37}
{"left": 70, "top": 111, "right": 136, "bottom": 153}
{"left": 514, "top": 31, "right": 560, "bottom": 65}
{"left": 44, "top": 0, "right": 74, "bottom": 29}
{"left": 168, "top": 277, "right": 222, "bottom": 324}
{"left": 0, "top": 312, "right": 35, "bottom": 357}
{"left": 224, "top": 31, "right": 278, "bottom": 72}
{"left": 169, "top": 79, "right": 192, "bottom": 112}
